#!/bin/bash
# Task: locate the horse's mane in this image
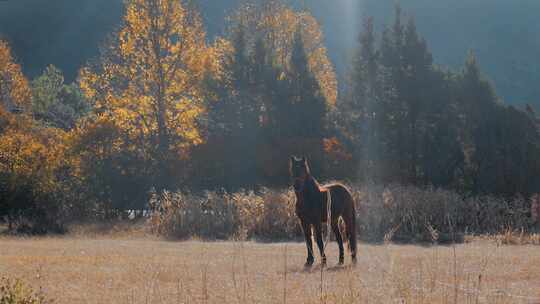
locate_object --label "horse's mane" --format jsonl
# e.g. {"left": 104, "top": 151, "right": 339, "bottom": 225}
{"left": 297, "top": 158, "right": 352, "bottom": 194}
{"left": 307, "top": 175, "right": 347, "bottom": 194}
{"left": 305, "top": 174, "right": 321, "bottom": 192}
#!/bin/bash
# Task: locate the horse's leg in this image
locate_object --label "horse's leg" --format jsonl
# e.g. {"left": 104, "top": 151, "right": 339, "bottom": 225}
{"left": 343, "top": 212, "right": 357, "bottom": 264}
{"left": 314, "top": 222, "right": 327, "bottom": 266}
{"left": 332, "top": 217, "right": 344, "bottom": 265}
{"left": 302, "top": 220, "right": 314, "bottom": 267}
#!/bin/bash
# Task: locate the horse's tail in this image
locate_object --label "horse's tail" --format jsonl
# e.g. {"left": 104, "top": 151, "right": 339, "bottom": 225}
{"left": 346, "top": 192, "right": 357, "bottom": 258}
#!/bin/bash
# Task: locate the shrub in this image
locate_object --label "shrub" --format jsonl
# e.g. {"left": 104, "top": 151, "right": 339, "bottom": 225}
{"left": 354, "top": 184, "right": 533, "bottom": 243}
{"left": 0, "top": 277, "right": 52, "bottom": 304}
{"left": 0, "top": 114, "right": 67, "bottom": 234}
{"left": 148, "top": 184, "right": 536, "bottom": 243}
{"left": 148, "top": 189, "right": 240, "bottom": 239}
{"left": 148, "top": 188, "right": 302, "bottom": 240}
{"left": 234, "top": 188, "right": 300, "bottom": 240}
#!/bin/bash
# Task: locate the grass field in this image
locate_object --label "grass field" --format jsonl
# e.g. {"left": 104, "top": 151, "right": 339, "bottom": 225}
{"left": 2, "top": 235, "right": 540, "bottom": 304}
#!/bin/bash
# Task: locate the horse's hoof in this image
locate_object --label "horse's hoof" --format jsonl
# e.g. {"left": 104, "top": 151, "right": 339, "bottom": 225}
{"left": 351, "top": 256, "right": 357, "bottom": 265}
{"left": 338, "top": 257, "right": 344, "bottom": 265}
{"left": 321, "top": 257, "right": 327, "bottom": 267}
{"left": 304, "top": 262, "right": 313, "bottom": 268}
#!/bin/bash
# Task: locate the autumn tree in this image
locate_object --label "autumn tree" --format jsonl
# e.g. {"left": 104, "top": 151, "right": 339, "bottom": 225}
{"left": 0, "top": 119, "right": 66, "bottom": 232}
{"left": 0, "top": 40, "right": 31, "bottom": 113}
{"left": 79, "top": 0, "right": 222, "bottom": 191}
{"left": 253, "top": 1, "right": 337, "bottom": 107}
{"left": 64, "top": 115, "right": 153, "bottom": 217}
{"left": 0, "top": 40, "right": 67, "bottom": 232}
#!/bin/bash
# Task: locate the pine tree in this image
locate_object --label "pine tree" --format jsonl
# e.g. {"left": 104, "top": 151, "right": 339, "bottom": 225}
{"left": 457, "top": 52, "right": 540, "bottom": 195}
{"left": 202, "top": 22, "right": 264, "bottom": 190}
{"left": 346, "top": 16, "right": 380, "bottom": 181}
{"left": 287, "top": 26, "right": 327, "bottom": 138}
{"left": 374, "top": 6, "right": 408, "bottom": 182}
{"left": 31, "top": 65, "right": 89, "bottom": 129}
{"left": 400, "top": 17, "right": 434, "bottom": 183}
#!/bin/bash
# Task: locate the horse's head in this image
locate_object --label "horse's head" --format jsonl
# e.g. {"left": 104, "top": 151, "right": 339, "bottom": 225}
{"left": 289, "top": 156, "right": 310, "bottom": 192}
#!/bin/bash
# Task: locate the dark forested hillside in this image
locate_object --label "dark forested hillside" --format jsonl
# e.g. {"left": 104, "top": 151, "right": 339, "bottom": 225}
{"left": 0, "top": 0, "right": 123, "bottom": 80}
{"left": 0, "top": 0, "right": 539, "bottom": 106}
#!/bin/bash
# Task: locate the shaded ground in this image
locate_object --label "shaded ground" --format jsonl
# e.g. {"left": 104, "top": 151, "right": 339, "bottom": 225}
{"left": 1, "top": 237, "right": 540, "bottom": 303}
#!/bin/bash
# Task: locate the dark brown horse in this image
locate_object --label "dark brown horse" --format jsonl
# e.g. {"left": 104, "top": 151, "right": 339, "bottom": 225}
{"left": 289, "top": 156, "right": 357, "bottom": 267}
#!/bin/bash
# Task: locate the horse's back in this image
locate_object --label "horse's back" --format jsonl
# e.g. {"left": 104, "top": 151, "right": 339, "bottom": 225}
{"left": 324, "top": 183, "right": 355, "bottom": 214}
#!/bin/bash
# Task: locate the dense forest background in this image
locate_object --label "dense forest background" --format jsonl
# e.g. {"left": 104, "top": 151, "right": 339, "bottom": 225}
{"left": 0, "top": 0, "right": 539, "bottom": 235}
{"left": 1, "top": 0, "right": 539, "bottom": 106}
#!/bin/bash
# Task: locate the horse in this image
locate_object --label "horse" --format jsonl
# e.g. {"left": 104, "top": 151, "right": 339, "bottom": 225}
{"left": 289, "top": 156, "right": 357, "bottom": 267}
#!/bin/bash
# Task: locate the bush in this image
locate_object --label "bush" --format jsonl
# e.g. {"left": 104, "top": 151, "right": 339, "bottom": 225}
{"left": 0, "top": 114, "right": 67, "bottom": 234}
{"left": 148, "top": 188, "right": 301, "bottom": 240}
{"left": 354, "top": 184, "right": 533, "bottom": 243}
{"left": 0, "top": 277, "right": 52, "bottom": 304}
{"left": 234, "top": 188, "right": 300, "bottom": 240}
{"left": 148, "top": 190, "right": 240, "bottom": 239}
{"left": 148, "top": 184, "right": 536, "bottom": 243}
{"left": 0, "top": 177, "right": 65, "bottom": 234}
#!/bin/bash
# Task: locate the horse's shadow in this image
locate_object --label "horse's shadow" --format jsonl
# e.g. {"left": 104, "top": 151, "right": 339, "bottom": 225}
{"left": 284, "top": 264, "right": 354, "bottom": 274}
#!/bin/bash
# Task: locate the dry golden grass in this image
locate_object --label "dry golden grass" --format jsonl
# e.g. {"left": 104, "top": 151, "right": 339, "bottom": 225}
{"left": 1, "top": 236, "right": 540, "bottom": 304}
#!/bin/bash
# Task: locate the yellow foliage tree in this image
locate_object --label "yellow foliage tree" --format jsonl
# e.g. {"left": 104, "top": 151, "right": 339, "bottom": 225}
{"left": 79, "top": 0, "right": 221, "bottom": 168}
{"left": 0, "top": 40, "right": 32, "bottom": 113}
{"left": 0, "top": 104, "right": 67, "bottom": 231}
{"left": 232, "top": 1, "right": 337, "bottom": 106}
{"left": 0, "top": 41, "right": 67, "bottom": 231}
{"left": 0, "top": 126, "right": 64, "bottom": 193}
